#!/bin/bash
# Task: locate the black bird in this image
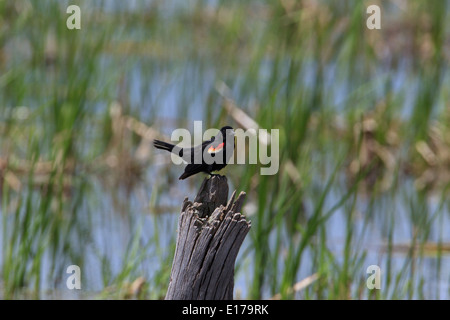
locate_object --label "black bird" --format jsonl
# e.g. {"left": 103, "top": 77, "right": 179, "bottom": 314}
{"left": 153, "top": 126, "right": 235, "bottom": 180}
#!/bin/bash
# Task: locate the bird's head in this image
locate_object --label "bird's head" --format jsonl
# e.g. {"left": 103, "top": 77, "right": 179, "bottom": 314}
{"left": 220, "top": 126, "right": 234, "bottom": 137}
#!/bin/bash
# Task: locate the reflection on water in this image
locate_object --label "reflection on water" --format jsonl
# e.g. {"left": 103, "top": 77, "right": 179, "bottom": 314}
{"left": 1, "top": 1, "right": 449, "bottom": 300}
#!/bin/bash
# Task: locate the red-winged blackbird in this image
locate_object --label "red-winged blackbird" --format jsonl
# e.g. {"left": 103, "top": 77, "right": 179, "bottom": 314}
{"left": 153, "top": 126, "right": 235, "bottom": 180}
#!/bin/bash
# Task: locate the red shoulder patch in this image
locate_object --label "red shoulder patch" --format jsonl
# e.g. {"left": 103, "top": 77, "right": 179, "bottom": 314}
{"left": 208, "top": 142, "right": 224, "bottom": 153}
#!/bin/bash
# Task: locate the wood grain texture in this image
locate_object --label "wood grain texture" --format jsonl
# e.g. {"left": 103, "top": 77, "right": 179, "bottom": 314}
{"left": 165, "top": 175, "right": 251, "bottom": 300}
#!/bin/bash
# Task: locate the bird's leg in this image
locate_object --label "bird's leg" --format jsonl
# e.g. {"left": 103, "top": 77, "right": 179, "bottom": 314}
{"left": 208, "top": 173, "right": 220, "bottom": 179}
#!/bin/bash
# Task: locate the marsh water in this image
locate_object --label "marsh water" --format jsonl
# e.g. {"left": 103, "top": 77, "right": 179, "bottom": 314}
{"left": 1, "top": 1, "right": 449, "bottom": 299}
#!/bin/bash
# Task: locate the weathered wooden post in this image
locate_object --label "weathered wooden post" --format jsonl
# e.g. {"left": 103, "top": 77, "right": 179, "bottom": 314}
{"left": 165, "top": 175, "right": 251, "bottom": 300}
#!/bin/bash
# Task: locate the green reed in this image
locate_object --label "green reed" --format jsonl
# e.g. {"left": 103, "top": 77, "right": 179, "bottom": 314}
{"left": 0, "top": 0, "right": 449, "bottom": 299}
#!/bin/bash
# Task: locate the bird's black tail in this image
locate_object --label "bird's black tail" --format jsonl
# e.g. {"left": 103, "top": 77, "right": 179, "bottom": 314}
{"left": 153, "top": 139, "right": 175, "bottom": 152}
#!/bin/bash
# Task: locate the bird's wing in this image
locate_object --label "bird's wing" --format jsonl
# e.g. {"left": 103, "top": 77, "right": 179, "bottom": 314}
{"left": 201, "top": 136, "right": 215, "bottom": 147}
{"left": 202, "top": 135, "right": 228, "bottom": 154}
{"left": 206, "top": 141, "right": 225, "bottom": 154}
{"left": 179, "top": 163, "right": 205, "bottom": 180}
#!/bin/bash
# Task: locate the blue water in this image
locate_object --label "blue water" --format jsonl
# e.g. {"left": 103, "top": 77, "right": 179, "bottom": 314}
{"left": 1, "top": 0, "right": 450, "bottom": 300}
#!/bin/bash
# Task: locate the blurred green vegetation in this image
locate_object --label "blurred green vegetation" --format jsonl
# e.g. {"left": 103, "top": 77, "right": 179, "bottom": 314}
{"left": 0, "top": 0, "right": 449, "bottom": 299}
